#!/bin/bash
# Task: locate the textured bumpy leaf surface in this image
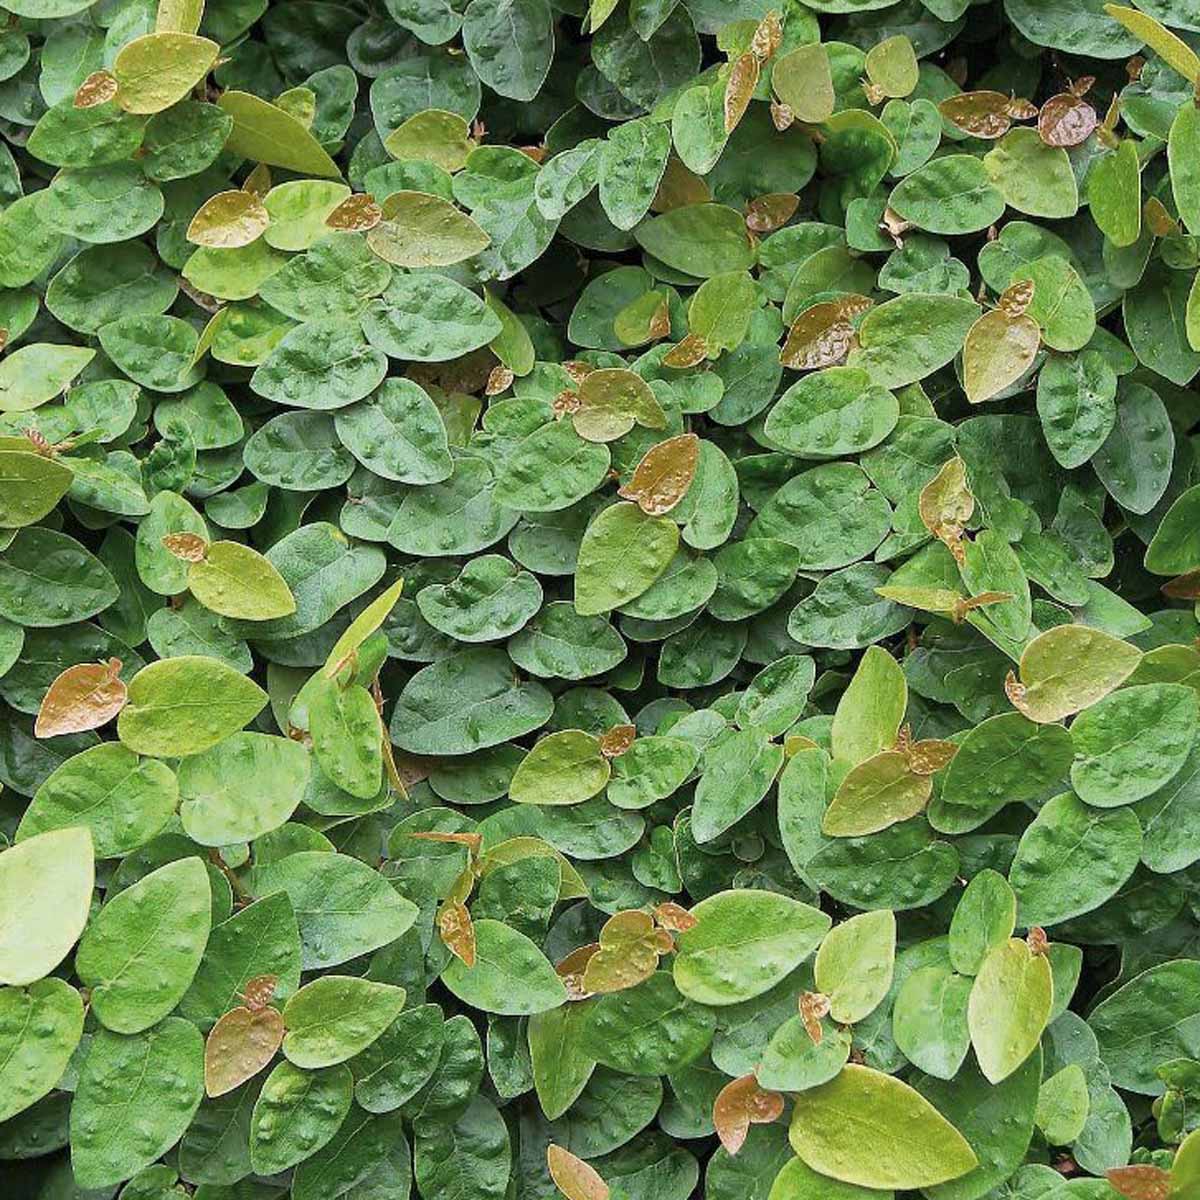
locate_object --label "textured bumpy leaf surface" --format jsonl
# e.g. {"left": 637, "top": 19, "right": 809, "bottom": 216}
{"left": 0, "top": 1, "right": 1198, "bottom": 1194}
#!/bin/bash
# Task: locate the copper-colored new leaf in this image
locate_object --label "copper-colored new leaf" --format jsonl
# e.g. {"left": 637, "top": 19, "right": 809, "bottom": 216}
{"left": 75, "top": 70, "right": 119, "bottom": 108}
{"left": 713, "top": 1074, "right": 786, "bottom": 1155}
{"left": 599, "top": 724, "right": 636, "bottom": 758}
{"left": 242, "top": 163, "right": 272, "bottom": 197}
{"left": 1145, "top": 196, "right": 1180, "bottom": 236}
{"left": 1027, "top": 926, "right": 1049, "bottom": 956}
{"left": 939, "top": 91, "right": 1019, "bottom": 138}
{"left": 204, "top": 1005, "right": 284, "bottom": 1097}
{"left": 746, "top": 193, "right": 799, "bottom": 233}
{"left": 963, "top": 308, "right": 1040, "bottom": 404}
{"left": 241, "top": 974, "right": 279, "bottom": 1012}
{"left": 955, "top": 590, "right": 1015, "bottom": 621}
{"left": 617, "top": 434, "right": 700, "bottom": 515}
{"left": 1163, "top": 570, "right": 1200, "bottom": 599}
{"left": 162, "top": 531, "right": 209, "bottom": 561}
{"left": 997, "top": 278, "right": 1035, "bottom": 318}
{"left": 750, "top": 10, "right": 783, "bottom": 61}
{"left": 35, "top": 659, "right": 127, "bottom": 739}
{"left": 410, "top": 830, "right": 484, "bottom": 857}
{"left": 919, "top": 457, "right": 974, "bottom": 561}
{"left": 556, "top": 943, "right": 600, "bottom": 1000}
{"left": 326, "top": 192, "right": 382, "bottom": 231}
{"left": 548, "top": 1144, "right": 609, "bottom": 1200}
{"left": 724, "top": 53, "right": 761, "bottom": 133}
{"left": 799, "top": 990, "right": 831, "bottom": 1044}
{"left": 1038, "top": 93, "right": 1097, "bottom": 147}
{"left": 780, "top": 296, "right": 872, "bottom": 369}
{"left": 663, "top": 334, "right": 709, "bottom": 368}
{"left": 486, "top": 365, "right": 515, "bottom": 395}
{"left": 653, "top": 157, "right": 712, "bottom": 212}
{"left": 1106, "top": 1166, "right": 1171, "bottom": 1200}
{"left": 770, "top": 100, "right": 795, "bottom": 130}
{"left": 437, "top": 899, "right": 477, "bottom": 967}
{"left": 653, "top": 901, "right": 696, "bottom": 932}
{"left": 906, "top": 739, "right": 958, "bottom": 775}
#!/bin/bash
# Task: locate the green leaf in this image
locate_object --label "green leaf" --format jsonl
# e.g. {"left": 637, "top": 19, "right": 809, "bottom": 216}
{"left": 178, "top": 732, "right": 310, "bottom": 844}
{"left": 117, "top": 655, "right": 268, "bottom": 757}
{"left": 831, "top": 644, "right": 906, "bottom": 765}
{"left": 0, "top": 828, "right": 93, "bottom": 986}
{"left": 674, "top": 889, "right": 830, "bottom": 1005}
{"left": 17, "top": 743, "right": 177, "bottom": 858}
{"left": 70, "top": 1019, "right": 204, "bottom": 1189}
{"left": 1008, "top": 792, "right": 1142, "bottom": 926}
{"left": 390, "top": 648, "right": 553, "bottom": 755}
{"left": 75, "top": 856, "right": 211, "bottom": 1033}
{"left": 247, "top": 851, "right": 417, "bottom": 969}
{"left": 0, "top": 977, "right": 83, "bottom": 1123}
{"left": 575, "top": 501, "right": 679, "bottom": 616}
{"left": 582, "top": 972, "right": 715, "bottom": 1075}
{"left": 0, "top": 344, "right": 95, "bottom": 412}
{"left": 788, "top": 1064, "right": 977, "bottom": 1188}
{"left": 441, "top": 918, "right": 567, "bottom": 1014}
{"left": 283, "top": 976, "right": 407, "bottom": 1068}
{"left": 510, "top": 730, "right": 611, "bottom": 805}
{"left": 250, "top": 1060, "right": 354, "bottom": 1174}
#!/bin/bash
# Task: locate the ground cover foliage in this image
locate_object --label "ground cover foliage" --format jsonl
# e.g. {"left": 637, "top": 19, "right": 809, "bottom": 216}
{"left": 7, "top": 0, "right": 1200, "bottom": 1198}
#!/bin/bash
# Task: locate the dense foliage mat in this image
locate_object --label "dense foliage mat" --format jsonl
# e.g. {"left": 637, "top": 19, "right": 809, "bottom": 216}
{"left": 7, "top": 0, "right": 1200, "bottom": 1197}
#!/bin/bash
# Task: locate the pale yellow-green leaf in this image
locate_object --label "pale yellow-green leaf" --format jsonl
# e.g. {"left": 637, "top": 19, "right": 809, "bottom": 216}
{"left": 217, "top": 90, "right": 342, "bottom": 178}
{"left": 814, "top": 910, "right": 896, "bottom": 1024}
{"left": 113, "top": 32, "right": 220, "bottom": 114}
{"left": 967, "top": 938, "right": 1053, "bottom": 1083}
{"left": 789, "top": 1064, "right": 977, "bottom": 1188}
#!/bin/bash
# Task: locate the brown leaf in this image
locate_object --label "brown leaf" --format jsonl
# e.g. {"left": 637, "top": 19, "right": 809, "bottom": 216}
{"left": 724, "top": 53, "right": 761, "bottom": 133}
{"left": 548, "top": 1144, "right": 609, "bottom": 1200}
{"left": 599, "top": 724, "right": 636, "bottom": 758}
{"left": 485, "top": 365, "right": 515, "bottom": 396}
{"left": 1164, "top": 570, "right": 1200, "bottom": 599}
{"left": 1038, "top": 93, "right": 1098, "bottom": 147}
{"left": 410, "top": 830, "right": 484, "bottom": 857}
{"left": 326, "top": 192, "right": 382, "bottom": 232}
{"left": 779, "top": 296, "right": 873, "bottom": 370}
{"left": 750, "top": 10, "right": 783, "bottom": 61}
{"left": 663, "top": 333, "right": 709, "bottom": 368}
{"left": 997, "top": 278, "right": 1035, "bottom": 318}
{"left": 204, "top": 1005, "right": 283, "bottom": 1097}
{"left": 556, "top": 943, "right": 600, "bottom": 1000}
{"left": 770, "top": 100, "right": 795, "bottom": 130}
{"left": 799, "top": 991, "right": 831, "bottom": 1044}
{"left": 712, "top": 1074, "right": 786, "bottom": 1155}
{"left": 653, "top": 157, "right": 712, "bottom": 212}
{"left": 162, "top": 531, "right": 209, "bottom": 562}
{"left": 35, "top": 659, "right": 127, "bottom": 739}
{"left": 1106, "top": 1166, "right": 1171, "bottom": 1200}
{"left": 653, "top": 901, "right": 696, "bottom": 932}
{"left": 919, "top": 457, "right": 974, "bottom": 561}
{"left": 905, "top": 739, "right": 958, "bottom": 775}
{"left": 74, "top": 70, "right": 118, "bottom": 108}
{"left": 1145, "top": 196, "right": 1180, "bottom": 237}
{"left": 939, "top": 91, "right": 1019, "bottom": 138}
{"left": 437, "top": 899, "right": 477, "bottom": 967}
{"left": 241, "top": 975, "right": 279, "bottom": 1012}
{"left": 1027, "top": 926, "right": 1049, "bottom": 956}
{"left": 617, "top": 433, "right": 700, "bottom": 516}
{"left": 1005, "top": 669, "right": 1032, "bottom": 716}
{"left": 745, "top": 193, "right": 799, "bottom": 234}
